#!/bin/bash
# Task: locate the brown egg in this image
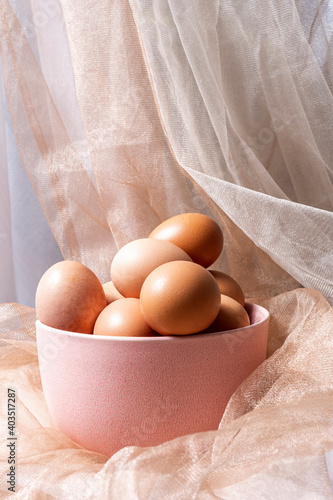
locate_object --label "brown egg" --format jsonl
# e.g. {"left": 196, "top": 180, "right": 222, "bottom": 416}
{"left": 111, "top": 238, "right": 192, "bottom": 298}
{"left": 205, "top": 295, "right": 250, "bottom": 333}
{"left": 149, "top": 213, "right": 223, "bottom": 268}
{"left": 102, "top": 281, "right": 124, "bottom": 305}
{"left": 93, "top": 298, "right": 155, "bottom": 337}
{"left": 140, "top": 261, "right": 221, "bottom": 335}
{"left": 35, "top": 260, "right": 107, "bottom": 334}
{"left": 209, "top": 270, "right": 245, "bottom": 306}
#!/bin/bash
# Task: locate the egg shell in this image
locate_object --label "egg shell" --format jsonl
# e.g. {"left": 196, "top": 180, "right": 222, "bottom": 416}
{"left": 149, "top": 212, "right": 223, "bottom": 268}
{"left": 205, "top": 294, "right": 250, "bottom": 333}
{"left": 102, "top": 281, "right": 124, "bottom": 305}
{"left": 35, "top": 260, "right": 107, "bottom": 334}
{"left": 93, "top": 298, "right": 156, "bottom": 337}
{"left": 111, "top": 238, "right": 192, "bottom": 298}
{"left": 209, "top": 270, "right": 245, "bottom": 307}
{"left": 140, "top": 260, "right": 221, "bottom": 335}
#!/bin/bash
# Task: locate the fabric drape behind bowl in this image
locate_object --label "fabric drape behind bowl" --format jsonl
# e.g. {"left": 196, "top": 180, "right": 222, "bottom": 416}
{"left": 0, "top": 0, "right": 333, "bottom": 497}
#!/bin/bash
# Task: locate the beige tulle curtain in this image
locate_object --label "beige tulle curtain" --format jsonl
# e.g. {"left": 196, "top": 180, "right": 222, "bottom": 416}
{"left": 2, "top": 0, "right": 333, "bottom": 300}
{"left": 0, "top": 62, "right": 62, "bottom": 307}
{"left": 1, "top": 0, "right": 333, "bottom": 498}
{"left": 130, "top": 0, "right": 333, "bottom": 301}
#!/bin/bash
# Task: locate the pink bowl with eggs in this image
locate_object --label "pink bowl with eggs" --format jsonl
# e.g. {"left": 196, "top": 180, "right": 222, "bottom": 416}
{"left": 36, "top": 302, "right": 269, "bottom": 457}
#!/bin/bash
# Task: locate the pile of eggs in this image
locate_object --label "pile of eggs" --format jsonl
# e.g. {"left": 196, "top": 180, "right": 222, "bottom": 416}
{"left": 35, "top": 213, "right": 250, "bottom": 337}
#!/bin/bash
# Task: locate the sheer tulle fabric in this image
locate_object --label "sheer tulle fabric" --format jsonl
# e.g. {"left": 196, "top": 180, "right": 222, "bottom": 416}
{"left": 0, "top": 0, "right": 333, "bottom": 497}
{"left": 1, "top": 291, "right": 333, "bottom": 498}
{"left": 0, "top": 65, "right": 62, "bottom": 307}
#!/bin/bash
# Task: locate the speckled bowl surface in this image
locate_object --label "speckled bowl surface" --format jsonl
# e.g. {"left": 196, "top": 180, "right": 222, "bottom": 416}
{"left": 36, "top": 302, "right": 269, "bottom": 456}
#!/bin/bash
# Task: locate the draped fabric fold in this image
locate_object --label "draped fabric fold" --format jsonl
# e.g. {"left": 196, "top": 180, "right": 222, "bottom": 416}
{"left": 129, "top": 0, "right": 333, "bottom": 302}
{"left": 1, "top": 290, "right": 333, "bottom": 498}
{"left": 0, "top": 0, "right": 333, "bottom": 497}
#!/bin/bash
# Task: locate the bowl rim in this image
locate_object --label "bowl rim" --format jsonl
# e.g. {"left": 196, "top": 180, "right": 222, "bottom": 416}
{"left": 35, "top": 302, "right": 270, "bottom": 343}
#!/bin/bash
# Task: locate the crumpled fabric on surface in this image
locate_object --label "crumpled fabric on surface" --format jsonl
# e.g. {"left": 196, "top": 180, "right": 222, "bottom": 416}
{"left": 1, "top": 289, "right": 333, "bottom": 499}
{"left": 0, "top": 0, "right": 333, "bottom": 497}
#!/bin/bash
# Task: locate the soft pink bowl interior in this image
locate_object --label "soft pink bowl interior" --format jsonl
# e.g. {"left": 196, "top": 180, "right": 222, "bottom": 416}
{"left": 36, "top": 302, "right": 270, "bottom": 456}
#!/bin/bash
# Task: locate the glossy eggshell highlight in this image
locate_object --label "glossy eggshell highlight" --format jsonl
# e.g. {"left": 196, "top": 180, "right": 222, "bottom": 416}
{"left": 140, "top": 261, "right": 221, "bottom": 335}
{"left": 205, "top": 294, "right": 250, "bottom": 333}
{"left": 111, "top": 238, "right": 192, "bottom": 298}
{"left": 35, "top": 260, "right": 107, "bottom": 334}
{"left": 149, "top": 213, "right": 223, "bottom": 268}
{"left": 93, "top": 298, "right": 155, "bottom": 337}
{"left": 209, "top": 270, "right": 245, "bottom": 307}
{"left": 102, "top": 281, "right": 124, "bottom": 305}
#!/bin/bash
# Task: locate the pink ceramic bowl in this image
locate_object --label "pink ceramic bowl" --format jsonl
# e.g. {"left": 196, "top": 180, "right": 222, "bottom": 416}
{"left": 36, "top": 302, "right": 269, "bottom": 456}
